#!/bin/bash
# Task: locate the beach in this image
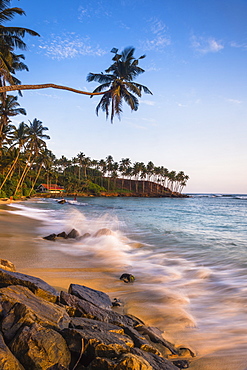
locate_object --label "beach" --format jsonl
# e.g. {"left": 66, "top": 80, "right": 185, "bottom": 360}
{"left": 1, "top": 197, "right": 247, "bottom": 370}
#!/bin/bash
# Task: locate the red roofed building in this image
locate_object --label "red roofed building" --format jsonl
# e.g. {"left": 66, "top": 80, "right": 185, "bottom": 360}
{"left": 36, "top": 184, "right": 65, "bottom": 194}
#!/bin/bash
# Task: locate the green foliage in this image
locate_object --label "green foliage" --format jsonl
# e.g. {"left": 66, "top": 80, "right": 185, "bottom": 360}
{"left": 0, "top": 189, "right": 6, "bottom": 198}
{"left": 87, "top": 181, "right": 106, "bottom": 195}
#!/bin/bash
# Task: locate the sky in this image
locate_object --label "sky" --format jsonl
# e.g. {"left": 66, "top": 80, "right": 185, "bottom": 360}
{"left": 7, "top": 0, "right": 247, "bottom": 193}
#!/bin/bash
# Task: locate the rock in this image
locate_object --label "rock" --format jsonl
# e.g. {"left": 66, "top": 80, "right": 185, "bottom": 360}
{"left": 135, "top": 325, "right": 178, "bottom": 356}
{"left": 10, "top": 323, "right": 71, "bottom": 370}
{"left": 112, "top": 298, "right": 123, "bottom": 307}
{"left": 0, "top": 268, "right": 58, "bottom": 303}
{"left": 0, "top": 285, "right": 70, "bottom": 342}
{"left": 94, "top": 228, "right": 113, "bottom": 237}
{"left": 0, "top": 332, "right": 25, "bottom": 370}
{"left": 0, "top": 259, "right": 16, "bottom": 272}
{"left": 57, "top": 199, "right": 66, "bottom": 204}
{"left": 43, "top": 233, "right": 56, "bottom": 241}
{"left": 67, "top": 229, "right": 80, "bottom": 239}
{"left": 120, "top": 273, "right": 135, "bottom": 283}
{"left": 69, "top": 283, "right": 112, "bottom": 309}
{"left": 56, "top": 232, "right": 67, "bottom": 238}
{"left": 60, "top": 291, "right": 143, "bottom": 328}
{"left": 172, "top": 359, "right": 190, "bottom": 369}
{"left": 78, "top": 232, "right": 91, "bottom": 240}
{"left": 122, "top": 326, "right": 161, "bottom": 356}
{"left": 115, "top": 353, "right": 153, "bottom": 370}
{"left": 130, "top": 348, "right": 179, "bottom": 370}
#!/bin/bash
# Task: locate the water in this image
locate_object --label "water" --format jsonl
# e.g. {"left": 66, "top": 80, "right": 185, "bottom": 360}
{"left": 6, "top": 194, "right": 247, "bottom": 360}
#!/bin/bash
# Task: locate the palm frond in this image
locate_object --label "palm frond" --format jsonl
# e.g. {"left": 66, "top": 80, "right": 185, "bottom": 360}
{"left": 86, "top": 72, "right": 114, "bottom": 84}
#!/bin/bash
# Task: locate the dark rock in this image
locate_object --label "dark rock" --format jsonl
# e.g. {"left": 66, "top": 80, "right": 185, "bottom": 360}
{"left": 0, "top": 285, "right": 70, "bottom": 342}
{"left": 43, "top": 233, "right": 56, "bottom": 241}
{"left": 78, "top": 232, "right": 91, "bottom": 240}
{"left": 122, "top": 326, "right": 161, "bottom": 356}
{"left": 130, "top": 348, "right": 179, "bottom": 370}
{"left": 0, "top": 259, "right": 16, "bottom": 272}
{"left": 0, "top": 332, "right": 25, "bottom": 370}
{"left": 67, "top": 229, "right": 80, "bottom": 239}
{"left": 56, "top": 232, "right": 67, "bottom": 238}
{"left": 120, "top": 273, "right": 135, "bottom": 283}
{"left": 10, "top": 323, "right": 71, "bottom": 370}
{"left": 87, "top": 357, "right": 115, "bottom": 369}
{"left": 112, "top": 298, "right": 123, "bottom": 307}
{"left": 57, "top": 199, "right": 66, "bottom": 204}
{"left": 60, "top": 291, "right": 143, "bottom": 328}
{"left": 69, "top": 283, "right": 112, "bottom": 309}
{"left": 135, "top": 325, "right": 178, "bottom": 356}
{"left": 172, "top": 359, "right": 190, "bottom": 369}
{"left": 0, "top": 268, "right": 58, "bottom": 302}
{"left": 94, "top": 228, "right": 113, "bottom": 237}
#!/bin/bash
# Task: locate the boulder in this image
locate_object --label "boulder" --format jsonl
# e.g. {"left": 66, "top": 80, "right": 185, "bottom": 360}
{"left": 43, "top": 233, "right": 56, "bottom": 241}
{"left": 120, "top": 273, "right": 135, "bottom": 283}
{"left": 67, "top": 229, "right": 80, "bottom": 239}
{"left": 94, "top": 228, "right": 113, "bottom": 237}
{"left": 60, "top": 291, "right": 142, "bottom": 328}
{"left": 69, "top": 283, "right": 112, "bottom": 309}
{"left": 10, "top": 323, "right": 71, "bottom": 370}
{"left": 0, "top": 285, "right": 70, "bottom": 342}
{"left": 0, "top": 268, "right": 58, "bottom": 303}
{"left": 114, "top": 353, "right": 153, "bottom": 370}
{"left": 0, "top": 332, "right": 25, "bottom": 370}
{"left": 130, "top": 348, "right": 180, "bottom": 370}
{"left": 0, "top": 259, "right": 16, "bottom": 272}
{"left": 56, "top": 232, "right": 67, "bottom": 238}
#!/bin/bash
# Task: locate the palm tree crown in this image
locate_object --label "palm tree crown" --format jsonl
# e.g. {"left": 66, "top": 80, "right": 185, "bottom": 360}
{"left": 87, "top": 46, "right": 152, "bottom": 122}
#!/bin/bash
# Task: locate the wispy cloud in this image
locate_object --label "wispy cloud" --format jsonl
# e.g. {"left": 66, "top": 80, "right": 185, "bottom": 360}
{"left": 191, "top": 35, "right": 224, "bottom": 54}
{"left": 78, "top": 2, "right": 111, "bottom": 20}
{"left": 141, "top": 18, "right": 171, "bottom": 52}
{"left": 140, "top": 100, "right": 155, "bottom": 106}
{"left": 230, "top": 41, "right": 247, "bottom": 50}
{"left": 226, "top": 98, "right": 242, "bottom": 104}
{"left": 38, "top": 33, "right": 106, "bottom": 60}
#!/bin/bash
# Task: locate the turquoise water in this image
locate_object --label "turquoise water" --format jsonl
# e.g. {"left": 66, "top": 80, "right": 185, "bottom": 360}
{"left": 7, "top": 194, "right": 247, "bottom": 357}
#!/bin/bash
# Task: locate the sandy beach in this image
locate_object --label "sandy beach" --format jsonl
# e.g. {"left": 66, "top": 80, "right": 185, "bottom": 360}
{"left": 1, "top": 201, "right": 247, "bottom": 370}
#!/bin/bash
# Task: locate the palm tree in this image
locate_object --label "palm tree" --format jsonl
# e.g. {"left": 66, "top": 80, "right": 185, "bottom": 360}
{"left": 87, "top": 46, "right": 152, "bottom": 122}
{"left": 14, "top": 118, "right": 50, "bottom": 195}
{"left": 0, "top": 94, "right": 26, "bottom": 142}
{"left": 0, "top": 121, "right": 29, "bottom": 190}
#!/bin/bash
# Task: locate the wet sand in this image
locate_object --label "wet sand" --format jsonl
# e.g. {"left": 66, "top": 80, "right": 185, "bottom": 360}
{"left": 1, "top": 203, "right": 247, "bottom": 370}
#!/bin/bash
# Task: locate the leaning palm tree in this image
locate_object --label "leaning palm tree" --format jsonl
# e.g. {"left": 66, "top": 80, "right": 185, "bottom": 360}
{"left": 0, "top": 94, "right": 26, "bottom": 141}
{"left": 87, "top": 46, "right": 152, "bottom": 122}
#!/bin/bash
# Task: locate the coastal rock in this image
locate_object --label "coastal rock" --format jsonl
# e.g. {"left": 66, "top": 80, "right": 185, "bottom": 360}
{"left": 43, "top": 233, "right": 57, "bottom": 241}
{"left": 69, "top": 283, "right": 113, "bottom": 309}
{"left": 67, "top": 229, "right": 80, "bottom": 239}
{"left": 114, "top": 353, "right": 153, "bottom": 370}
{"left": 78, "top": 232, "right": 91, "bottom": 240}
{"left": 94, "top": 228, "right": 113, "bottom": 237}
{"left": 0, "top": 268, "right": 58, "bottom": 303}
{"left": 60, "top": 291, "right": 142, "bottom": 328}
{"left": 56, "top": 231, "right": 67, "bottom": 238}
{"left": 0, "top": 259, "right": 16, "bottom": 272}
{"left": 120, "top": 273, "right": 135, "bottom": 283}
{"left": 130, "top": 348, "right": 179, "bottom": 370}
{"left": 10, "top": 322, "right": 71, "bottom": 370}
{"left": 0, "top": 285, "right": 70, "bottom": 342}
{"left": 0, "top": 332, "right": 24, "bottom": 370}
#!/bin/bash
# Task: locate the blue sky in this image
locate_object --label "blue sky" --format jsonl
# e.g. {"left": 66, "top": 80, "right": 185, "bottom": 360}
{"left": 8, "top": 0, "right": 247, "bottom": 193}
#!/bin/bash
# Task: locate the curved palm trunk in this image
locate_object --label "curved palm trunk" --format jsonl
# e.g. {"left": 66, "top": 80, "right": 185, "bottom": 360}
{"left": 0, "top": 149, "right": 20, "bottom": 190}
{"left": 14, "top": 152, "right": 32, "bottom": 196}
{"left": 28, "top": 162, "right": 43, "bottom": 196}
{"left": 0, "top": 84, "right": 111, "bottom": 96}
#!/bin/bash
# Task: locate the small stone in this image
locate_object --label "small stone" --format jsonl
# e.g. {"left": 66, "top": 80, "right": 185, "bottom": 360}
{"left": 120, "top": 273, "right": 135, "bottom": 283}
{"left": 43, "top": 234, "right": 56, "bottom": 241}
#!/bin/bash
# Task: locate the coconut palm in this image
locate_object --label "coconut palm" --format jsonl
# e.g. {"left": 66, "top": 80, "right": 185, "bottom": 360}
{"left": 0, "top": 94, "right": 26, "bottom": 142}
{"left": 87, "top": 46, "right": 152, "bottom": 122}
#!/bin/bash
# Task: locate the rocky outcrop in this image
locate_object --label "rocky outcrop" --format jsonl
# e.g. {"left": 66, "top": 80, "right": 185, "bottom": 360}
{"left": 0, "top": 264, "right": 194, "bottom": 369}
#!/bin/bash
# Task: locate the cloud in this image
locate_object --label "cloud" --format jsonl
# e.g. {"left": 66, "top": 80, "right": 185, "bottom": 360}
{"left": 141, "top": 18, "right": 171, "bottom": 51}
{"left": 230, "top": 41, "right": 247, "bottom": 50}
{"left": 78, "top": 3, "right": 111, "bottom": 20}
{"left": 38, "top": 33, "right": 106, "bottom": 60}
{"left": 191, "top": 35, "right": 224, "bottom": 54}
{"left": 226, "top": 98, "right": 242, "bottom": 104}
{"left": 140, "top": 100, "right": 155, "bottom": 106}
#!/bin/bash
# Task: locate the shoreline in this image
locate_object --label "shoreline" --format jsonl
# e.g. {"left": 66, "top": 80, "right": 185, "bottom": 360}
{"left": 1, "top": 202, "right": 247, "bottom": 369}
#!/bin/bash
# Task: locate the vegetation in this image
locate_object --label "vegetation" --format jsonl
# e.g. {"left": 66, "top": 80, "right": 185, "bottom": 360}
{"left": 0, "top": 1, "right": 189, "bottom": 198}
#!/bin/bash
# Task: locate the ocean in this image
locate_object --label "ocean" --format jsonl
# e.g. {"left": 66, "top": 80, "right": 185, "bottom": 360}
{"left": 6, "top": 194, "right": 247, "bottom": 362}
